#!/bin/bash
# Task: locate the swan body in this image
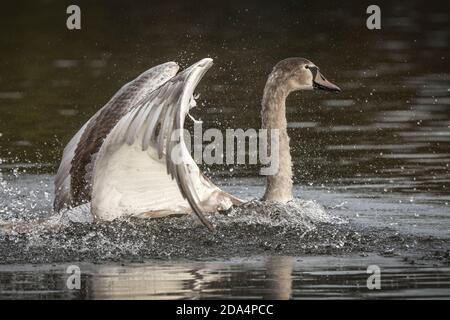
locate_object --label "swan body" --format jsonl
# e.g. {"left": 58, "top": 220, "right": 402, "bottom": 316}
{"left": 54, "top": 57, "right": 340, "bottom": 229}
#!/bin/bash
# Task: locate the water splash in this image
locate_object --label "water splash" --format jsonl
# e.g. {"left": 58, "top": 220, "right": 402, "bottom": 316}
{"left": 218, "top": 199, "right": 343, "bottom": 228}
{"left": 0, "top": 171, "right": 448, "bottom": 265}
{"left": 0, "top": 185, "right": 354, "bottom": 264}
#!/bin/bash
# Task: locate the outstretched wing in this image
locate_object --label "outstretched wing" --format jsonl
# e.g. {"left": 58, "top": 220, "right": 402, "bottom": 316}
{"left": 54, "top": 62, "right": 179, "bottom": 212}
{"left": 91, "top": 58, "right": 243, "bottom": 229}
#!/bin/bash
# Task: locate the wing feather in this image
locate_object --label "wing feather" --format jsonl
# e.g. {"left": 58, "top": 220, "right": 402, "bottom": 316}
{"left": 91, "top": 58, "right": 243, "bottom": 229}
{"left": 54, "top": 61, "right": 179, "bottom": 211}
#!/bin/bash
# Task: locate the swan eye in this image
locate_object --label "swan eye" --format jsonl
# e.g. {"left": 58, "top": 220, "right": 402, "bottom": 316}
{"left": 305, "top": 65, "right": 310, "bottom": 69}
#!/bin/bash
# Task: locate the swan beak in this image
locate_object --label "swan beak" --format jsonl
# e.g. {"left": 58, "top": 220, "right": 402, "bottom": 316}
{"left": 313, "top": 70, "right": 341, "bottom": 92}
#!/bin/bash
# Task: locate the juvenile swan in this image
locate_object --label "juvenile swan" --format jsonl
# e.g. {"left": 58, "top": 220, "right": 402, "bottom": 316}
{"left": 54, "top": 58, "right": 340, "bottom": 230}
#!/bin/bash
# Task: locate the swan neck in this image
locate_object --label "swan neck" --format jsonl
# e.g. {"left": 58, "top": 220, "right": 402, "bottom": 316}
{"left": 261, "top": 75, "right": 293, "bottom": 203}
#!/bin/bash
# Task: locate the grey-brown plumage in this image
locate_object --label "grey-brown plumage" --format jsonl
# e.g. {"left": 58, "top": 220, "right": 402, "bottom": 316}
{"left": 54, "top": 62, "right": 179, "bottom": 212}
{"left": 261, "top": 58, "right": 340, "bottom": 202}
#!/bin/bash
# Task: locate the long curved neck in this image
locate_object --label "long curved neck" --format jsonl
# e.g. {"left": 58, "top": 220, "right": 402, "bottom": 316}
{"left": 261, "top": 73, "right": 293, "bottom": 203}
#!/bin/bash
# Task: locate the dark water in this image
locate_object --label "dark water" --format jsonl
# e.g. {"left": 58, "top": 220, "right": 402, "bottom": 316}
{"left": 1, "top": 0, "right": 449, "bottom": 197}
{"left": 1, "top": 256, "right": 449, "bottom": 299}
{"left": 1, "top": 173, "right": 449, "bottom": 299}
{"left": 0, "top": 0, "right": 449, "bottom": 299}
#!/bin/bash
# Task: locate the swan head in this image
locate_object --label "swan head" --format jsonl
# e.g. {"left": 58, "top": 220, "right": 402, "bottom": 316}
{"left": 272, "top": 57, "right": 341, "bottom": 93}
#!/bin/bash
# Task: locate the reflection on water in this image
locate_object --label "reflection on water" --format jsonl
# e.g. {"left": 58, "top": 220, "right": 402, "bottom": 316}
{"left": 0, "top": 255, "right": 449, "bottom": 299}
{"left": 85, "top": 259, "right": 293, "bottom": 300}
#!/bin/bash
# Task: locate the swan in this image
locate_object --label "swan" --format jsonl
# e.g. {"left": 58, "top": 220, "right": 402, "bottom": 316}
{"left": 54, "top": 57, "right": 340, "bottom": 230}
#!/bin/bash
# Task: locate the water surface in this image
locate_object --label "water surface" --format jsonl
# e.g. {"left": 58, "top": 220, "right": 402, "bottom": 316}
{"left": 0, "top": 0, "right": 449, "bottom": 299}
{"left": 1, "top": 255, "right": 449, "bottom": 299}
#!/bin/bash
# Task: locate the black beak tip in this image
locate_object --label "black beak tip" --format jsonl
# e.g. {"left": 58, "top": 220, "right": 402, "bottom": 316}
{"left": 314, "top": 82, "right": 342, "bottom": 93}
